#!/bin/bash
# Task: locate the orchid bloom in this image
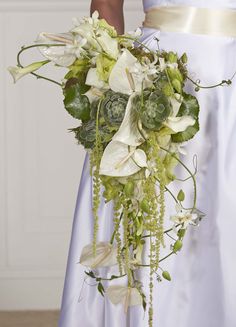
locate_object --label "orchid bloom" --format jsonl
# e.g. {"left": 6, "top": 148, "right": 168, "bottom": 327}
{"left": 8, "top": 60, "right": 49, "bottom": 83}
{"left": 79, "top": 242, "right": 117, "bottom": 269}
{"left": 106, "top": 285, "right": 143, "bottom": 313}
{"left": 170, "top": 204, "right": 198, "bottom": 229}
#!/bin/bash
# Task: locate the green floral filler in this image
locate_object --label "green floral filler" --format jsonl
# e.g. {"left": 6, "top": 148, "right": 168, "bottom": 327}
{"left": 8, "top": 11, "right": 234, "bottom": 327}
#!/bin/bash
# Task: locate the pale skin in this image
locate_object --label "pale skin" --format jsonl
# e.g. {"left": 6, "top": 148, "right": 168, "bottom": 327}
{"left": 90, "top": 0, "right": 125, "bottom": 34}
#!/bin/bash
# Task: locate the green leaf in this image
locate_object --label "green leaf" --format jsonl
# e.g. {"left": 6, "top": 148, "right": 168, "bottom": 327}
{"left": 63, "top": 79, "right": 90, "bottom": 121}
{"left": 171, "top": 93, "right": 200, "bottom": 143}
{"left": 97, "top": 282, "right": 105, "bottom": 297}
{"left": 162, "top": 270, "right": 172, "bottom": 281}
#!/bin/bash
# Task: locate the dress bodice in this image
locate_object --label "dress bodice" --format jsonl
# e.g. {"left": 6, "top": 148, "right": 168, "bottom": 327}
{"left": 143, "top": 0, "right": 236, "bottom": 12}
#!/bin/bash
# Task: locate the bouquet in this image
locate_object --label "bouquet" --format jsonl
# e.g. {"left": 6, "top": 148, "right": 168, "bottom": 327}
{"left": 8, "top": 11, "right": 232, "bottom": 326}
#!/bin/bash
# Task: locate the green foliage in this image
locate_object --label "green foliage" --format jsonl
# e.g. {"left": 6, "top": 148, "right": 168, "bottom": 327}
{"left": 96, "top": 54, "right": 116, "bottom": 82}
{"left": 63, "top": 78, "right": 90, "bottom": 121}
{"left": 177, "top": 189, "right": 185, "bottom": 201}
{"left": 171, "top": 92, "right": 200, "bottom": 142}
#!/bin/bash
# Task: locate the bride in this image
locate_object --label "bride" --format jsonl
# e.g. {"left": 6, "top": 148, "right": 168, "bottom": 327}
{"left": 59, "top": 1, "right": 236, "bottom": 326}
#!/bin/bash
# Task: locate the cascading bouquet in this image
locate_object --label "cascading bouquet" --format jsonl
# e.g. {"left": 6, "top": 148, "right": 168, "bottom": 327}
{"left": 8, "top": 11, "right": 232, "bottom": 327}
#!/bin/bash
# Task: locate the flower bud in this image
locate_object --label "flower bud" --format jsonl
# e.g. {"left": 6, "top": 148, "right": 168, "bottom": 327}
{"left": 162, "top": 271, "right": 171, "bottom": 281}
{"left": 173, "top": 240, "right": 183, "bottom": 252}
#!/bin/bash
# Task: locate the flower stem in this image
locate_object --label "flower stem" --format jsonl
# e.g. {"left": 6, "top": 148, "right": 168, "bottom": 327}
{"left": 17, "top": 43, "right": 65, "bottom": 86}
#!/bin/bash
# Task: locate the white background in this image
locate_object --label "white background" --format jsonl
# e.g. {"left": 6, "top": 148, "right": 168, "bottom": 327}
{"left": 0, "top": 0, "right": 144, "bottom": 310}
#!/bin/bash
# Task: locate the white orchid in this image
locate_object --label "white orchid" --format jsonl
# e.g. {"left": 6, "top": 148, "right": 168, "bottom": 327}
{"left": 36, "top": 32, "right": 87, "bottom": 66}
{"left": 129, "top": 54, "right": 158, "bottom": 89}
{"left": 79, "top": 242, "right": 117, "bottom": 269}
{"left": 106, "top": 285, "right": 143, "bottom": 313}
{"left": 170, "top": 204, "right": 198, "bottom": 229}
{"left": 8, "top": 60, "right": 49, "bottom": 83}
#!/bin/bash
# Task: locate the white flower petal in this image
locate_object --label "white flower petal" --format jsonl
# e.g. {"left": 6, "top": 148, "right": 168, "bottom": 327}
{"left": 99, "top": 141, "right": 142, "bottom": 177}
{"left": 112, "top": 94, "right": 144, "bottom": 146}
{"left": 79, "top": 242, "right": 117, "bottom": 268}
{"left": 106, "top": 286, "right": 127, "bottom": 305}
{"left": 96, "top": 30, "right": 119, "bottom": 59}
{"left": 165, "top": 116, "right": 195, "bottom": 133}
{"left": 8, "top": 60, "right": 49, "bottom": 83}
{"left": 133, "top": 149, "right": 147, "bottom": 168}
{"left": 36, "top": 32, "right": 76, "bottom": 66}
{"left": 109, "top": 49, "right": 138, "bottom": 95}
{"left": 129, "top": 288, "right": 143, "bottom": 306}
{"left": 85, "top": 68, "right": 107, "bottom": 89}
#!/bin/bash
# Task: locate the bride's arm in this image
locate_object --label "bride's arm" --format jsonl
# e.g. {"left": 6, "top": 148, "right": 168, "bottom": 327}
{"left": 90, "top": 0, "right": 124, "bottom": 34}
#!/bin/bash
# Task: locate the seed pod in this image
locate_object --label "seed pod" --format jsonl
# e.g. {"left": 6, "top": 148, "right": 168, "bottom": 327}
{"left": 162, "top": 271, "right": 171, "bottom": 281}
{"left": 173, "top": 240, "right": 183, "bottom": 252}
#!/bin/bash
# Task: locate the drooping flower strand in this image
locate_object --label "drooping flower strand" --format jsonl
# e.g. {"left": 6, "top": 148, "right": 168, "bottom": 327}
{"left": 123, "top": 200, "right": 133, "bottom": 286}
{"left": 91, "top": 100, "right": 103, "bottom": 255}
{"left": 112, "top": 198, "right": 124, "bottom": 275}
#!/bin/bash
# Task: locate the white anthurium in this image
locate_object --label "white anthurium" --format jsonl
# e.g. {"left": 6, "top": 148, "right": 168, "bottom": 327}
{"left": 96, "top": 29, "right": 119, "bottom": 59}
{"left": 170, "top": 204, "right": 198, "bottom": 229}
{"left": 79, "top": 242, "right": 117, "bottom": 269}
{"left": 109, "top": 49, "right": 141, "bottom": 95}
{"left": 112, "top": 94, "right": 145, "bottom": 146}
{"left": 99, "top": 141, "right": 147, "bottom": 177}
{"left": 106, "top": 285, "right": 143, "bottom": 313}
{"left": 72, "top": 22, "right": 101, "bottom": 53}
{"left": 164, "top": 116, "right": 195, "bottom": 133}
{"left": 36, "top": 32, "right": 87, "bottom": 66}
{"left": 8, "top": 60, "right": 49, "bottom": 83}
{"left": 85, "top": 68, "right": 108, "bottom": 89}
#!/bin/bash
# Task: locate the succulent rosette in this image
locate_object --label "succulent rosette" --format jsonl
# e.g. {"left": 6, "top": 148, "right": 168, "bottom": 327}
{"left": 10, "top": 10, "right": 232, "bottom": 327}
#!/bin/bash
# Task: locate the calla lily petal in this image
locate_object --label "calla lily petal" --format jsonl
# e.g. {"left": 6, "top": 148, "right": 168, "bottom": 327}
{"left": 8, "top": 60, "right": 49, "bottom": 83}
{"left": 165, "top": 116, "right": 195, "bottom": 133}
{"left": 79, "top": 242, "right": 117, "bottom": 268}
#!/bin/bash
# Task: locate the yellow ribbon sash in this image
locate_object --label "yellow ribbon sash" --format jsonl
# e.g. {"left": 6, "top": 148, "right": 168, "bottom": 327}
{"left": 143, "top": 6, "right": 236, "bottom": 37}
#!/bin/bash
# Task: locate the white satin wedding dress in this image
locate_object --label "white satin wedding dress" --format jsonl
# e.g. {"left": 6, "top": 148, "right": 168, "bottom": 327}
{"left": 59, "top": 1, "right": 236, "bottom": 326}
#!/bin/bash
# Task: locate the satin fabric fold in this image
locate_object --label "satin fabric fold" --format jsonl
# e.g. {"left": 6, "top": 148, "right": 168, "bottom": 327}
{"left": 143, "top": 6, "right": 236, "bottom": 37}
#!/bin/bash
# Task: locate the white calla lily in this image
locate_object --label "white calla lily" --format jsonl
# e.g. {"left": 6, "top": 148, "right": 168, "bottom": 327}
{"left": 8, "top": 60, "right": 49, "bottom": 83}
{"left": 106, "top": 285, "right": 143, "bottom": 313}
{"left": 164, "top": 116, "right": 195, "bottom": 133}
{"left": 109, "top": 49, "right": 141, "bottom": 95}
{"left": 79, "top": 242, "right": 117, "bottom": 268}
{"left": 112, "top": 94, "right": 144, "bottom": 146}
{"left": 99, "top": 141, "right": 147, "bottom": 177}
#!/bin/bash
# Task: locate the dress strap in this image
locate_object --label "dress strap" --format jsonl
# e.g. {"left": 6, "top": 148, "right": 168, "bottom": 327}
{"left": 143, "top": 6, "right": 236, "bottom": 37}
